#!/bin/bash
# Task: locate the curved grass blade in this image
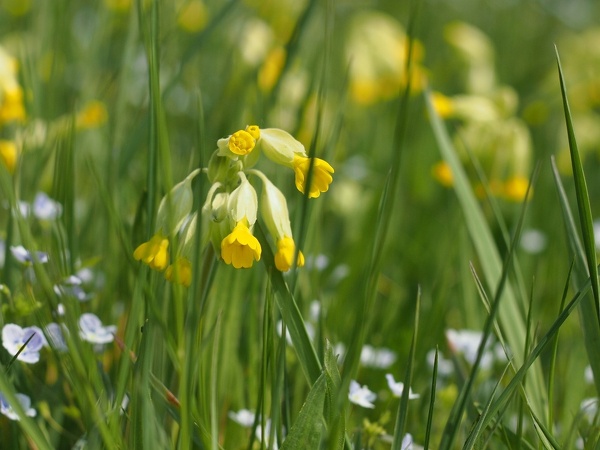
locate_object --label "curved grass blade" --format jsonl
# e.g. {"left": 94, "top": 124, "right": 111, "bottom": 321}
{"left": 426, "top": 89, "right": 547, "bottom": 432}
{"left": 555, "top": 46, "right": 600, "bottom": 323}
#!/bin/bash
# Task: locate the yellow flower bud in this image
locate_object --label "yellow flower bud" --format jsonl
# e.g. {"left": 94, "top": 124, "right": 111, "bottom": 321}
{"left": 133, "top": 232, "right": 170, "bottom": 271}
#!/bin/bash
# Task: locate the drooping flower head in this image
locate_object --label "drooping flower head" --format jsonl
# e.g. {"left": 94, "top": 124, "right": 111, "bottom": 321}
{"left": 133, "top": 231, "right": 169, "bottom": 271}
{"left": 221, "top": 221, "right": 262, "bottom": 269}
{"left": 165, "top": 257, "right": 192, "bottom": 287}
{"left": 291, "top": 155, "right": 335, "bottom": 198}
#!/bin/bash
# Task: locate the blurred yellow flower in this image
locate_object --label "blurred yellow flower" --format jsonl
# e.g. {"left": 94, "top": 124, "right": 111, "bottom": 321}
{"left": 345, "top": 10, "right": 426, "bottom": 105}
{"left": 76, "top": 101, "right": 108, "bottom": 129}
{"left": 431, "top": 92, "right": 454, "bottom": 119}
{"left": 245, "top": 125, "right": 260, "bottom": 140}
{"left": 0, "top": 140, "right": 17, "bottom": 173}
{"left": 432, "top": 161, "right": 453, "bottom": 188}
{"left": 292, "top": 155, "right": 334, "bottom": 198}
{"left": 104, "top": 0, "right": 131, "bottom": 12}
{"left": 258, "top": 46, "right": 285, "bottom": 92}
{"left": 274, "top": 236, "right": 304, "bottom": 272}
{"left": 221, "top": 221, "right": 261, "bottom": 269}
{"left": 133, "top": 232, "right": 170, "bottom": 271}
{"left": 503, "top": 176, "right": 530, "bottom": 202}
{"left": 165, "top": 257, "right": 192, "bottom": 287}
{"left": 177, "top": 0, "right": 207, "bottom": 33}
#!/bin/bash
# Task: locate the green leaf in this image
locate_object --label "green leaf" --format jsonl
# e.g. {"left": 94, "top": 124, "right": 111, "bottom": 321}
{"left": 280, "top": 373, "right": 327, "bottom": 450}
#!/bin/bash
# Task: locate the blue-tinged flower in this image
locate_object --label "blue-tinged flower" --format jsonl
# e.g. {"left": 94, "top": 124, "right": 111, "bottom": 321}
{"left": 10, "top": 245, "right": 49, "bottom": 265}
{"left": 0, "top": 392, "right": 36, "bottom": 420}
{"left": 360, "top": 345, "right": 397, "bottom": 369}
{"left": 53, "top": 275, "right": 92, "bottom": 302}
{"left": 2, "top": 324, "right": 45, "bottom": 364}
{"left": 32, "top": 192, "right": 62, "bottom": 221}
{"left": 79, "top": 313, "right": 116, "bottom": 344}
{"left": 385, "top": 374, "right": 419, "bottom": 399}
{"left": 45, "top": 323, "right": 68, "bottom": 351}
{"left": 348, "top": 380, "right": 376, "bottom": 409}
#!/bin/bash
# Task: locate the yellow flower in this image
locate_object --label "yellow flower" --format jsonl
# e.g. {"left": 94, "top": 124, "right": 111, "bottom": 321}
{"left": 165, "top": 257, "right": 192, "bottom": 287}
{"left": 221, "top": 221, "right": 261, "bottom": 269}
{"left": 292, "top": 155, "right": 334, "bottom": 198}
{"left": 0, "top": 140, "right": 18, "bottom": 173}
{"left": 228, "top": 130, "right": 256, "bottom": 156}
{"left": 258, "top": 46, "right": 285, "bottom": 92}
{"left": 0, "top": 86, "right": 25, "bottom": 124}
{"left": 431, "top": 92, "right": 454, "bottom": 119}
{"left": 274, "top": 236, "right": 304, "bottom": 272}
{"left": 431, "top": 161, "right": 453, "bottom": 188}
{"left": 503, "top": 176, "right": 530, "bottom": 202}
{"left": 177, "top": 0, "right": 207, "bottom": 33}
{"left": 245, "top": 124, "right": 260, "bottom": 140}
{"left": 133, "top": 232, "right": 169, "bottom": 271}
{"left": 76, "top": 100, "right": 108, "bottom": 129}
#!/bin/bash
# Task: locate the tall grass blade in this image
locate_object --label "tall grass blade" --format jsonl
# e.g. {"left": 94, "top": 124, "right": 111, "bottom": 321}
{"left": 555, "top": 46, "right": 600, "bottom": 323}
{"left": 391, "top": 287, "right": 420, "bottom": 450}
{"left": 426, "top": 89, "right": 547, "bottom": 425}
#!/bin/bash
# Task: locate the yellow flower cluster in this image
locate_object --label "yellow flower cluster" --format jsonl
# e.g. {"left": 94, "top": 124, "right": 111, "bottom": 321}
{"left": 0, "top": 46, "right": 26, "bottom": 174}
{"left": 134, "top": 125, "right": 334, "bottom": 285}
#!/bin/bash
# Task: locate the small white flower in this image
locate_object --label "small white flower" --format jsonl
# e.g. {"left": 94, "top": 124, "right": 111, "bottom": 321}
{"left": 228, "top": 408, "right": 256, "bottom": 427}
{"left": 0, "top": 393, "right": 36, "bottom": 420}
{"left": 2, "top": 324, "right": 45, "bottom": 364}
{"left": 10, "top": 245, "right": 49, "bottom": 265}
{"left": 360, "top": 345, "right": 397, "bottom": 369}
{"left": 32, "top": 192, "right": 62, "bottom": 221}
{"left": 520, "top": 228, "right": 547, "bottom": 254}
{"left": 445, "top": 329, "right": 496, "bottom": 369}
{"left": 401, "top": 433, "right": 414, "bottom": 450}
{"left": 255, "top": 418, "right": 283, "bottom": 450}
{"left": 580, "top": 397, "right": 598, "bottom": 422}
{"left": 385, "top": 374, "right": 419, "bottom": 399}
{"left": 79, "top": 313, "right": 116, "bottom": 344}
{"left": 585, "top": 365, "right": 594, "bottom": 384}
{"left": 53, "top": 275, "right": 92, "bottom": 302}
{"left": 425, "top": 349, "right": 454, "bottom": 377}
{"left": 348, "top": 380, "right": 376, "bottom": 409}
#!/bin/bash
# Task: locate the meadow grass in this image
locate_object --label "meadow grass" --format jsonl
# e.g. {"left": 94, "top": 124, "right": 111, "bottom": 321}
{"left": 2, "top": 0, "right": 600, "bottom": 449}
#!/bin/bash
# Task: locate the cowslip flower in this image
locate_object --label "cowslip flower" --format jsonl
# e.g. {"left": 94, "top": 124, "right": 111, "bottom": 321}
{"left": 217, "top": 129, "right": 257, "bottom": 158}
{"left": 79, "top": 313, "right": 116, "bottom": 344}
{"left": 165, "top": 257, "right": 192, "bottom": 287}
{"left": 257, "top": 127, "right": 334, "bottom": 198}
{"left": 385, "top": 374, "right": 419, "bottom": 399}
{"left": 251, "top": 170, "right": 304, "bottom": 271}
{"left": 133, "top": 232, "right": 169, "bottom": 271}
{"left": 348, "top": 380, "right": 376, "bottom": 409}
{"left": 2, "top": 324, "right": 45, "bottom": 364}
{"left": 221, "top": 221, "right": 261, "bottom": 269}
{"left": 0, "top": 393, "right": 36, "bottom": 421}
{"left": 220, "top": 173, "right": 261, "bottom": 268}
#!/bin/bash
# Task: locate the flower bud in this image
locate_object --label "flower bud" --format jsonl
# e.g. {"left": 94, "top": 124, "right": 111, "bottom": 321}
{"left": 156, "top": 168, "right": 200, "bottom": 236}
{"left": 257, "top": 128, "right": 306, "bottom": 166}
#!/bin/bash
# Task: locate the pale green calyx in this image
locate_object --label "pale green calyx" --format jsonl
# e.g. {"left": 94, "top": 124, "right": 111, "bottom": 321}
{"left": 227, "top": 172, "right": 258, "bottom": 226}
{"left": 156, "top": 168, "right": 200, "bottom": 236}
{"left": 257, "top": 128, "right": 307, "bottom": 166}
{"left": 251, "top": 169, "right": 292, "bottom": 240}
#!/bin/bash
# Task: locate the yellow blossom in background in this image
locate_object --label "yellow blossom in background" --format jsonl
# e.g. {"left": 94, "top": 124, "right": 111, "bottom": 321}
{"left": 0, "top": 140, "right": 17, "bottom": 173}
{"left": 221, "top": 221, "right": 261, "bottom": 269}
{"left": 274, "top": 236, "right": 304, "bottom": 272}
{"left": 104, "top": 0, "right": 132, "bottom": 12}
{"left": 177, "top": 0, "right": 207, "bottom": 33}
{"left": 133, "top": 232, "right": 170, "bottom": 271}
{"left": 165, "top": 257, "right": 192, "bottom": 287}
{"left": 2, "top": 0, "right": 31, "bottom": 16}
{"left": 431, "top": 161, "right": 453, "bottom": 188}
{"left": 258, "top": 46, "right": 285, "bottom": 92}
{"left": 0, "top": 48, "right": 26, "bottom": 124}
{"left": 76, "top": 101, "right": 108, "bottom": 129}
{"left": 503, "top": 176, "right": 530, "bottom": 202}
{"left": 431, "top": 92, "right": 455, "bottom": 119}
{"left": 345, "top": 10, "right": 426, "bottom": 105}
{"left": 292, "top": 155, "right": 334, "bottom": 198}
